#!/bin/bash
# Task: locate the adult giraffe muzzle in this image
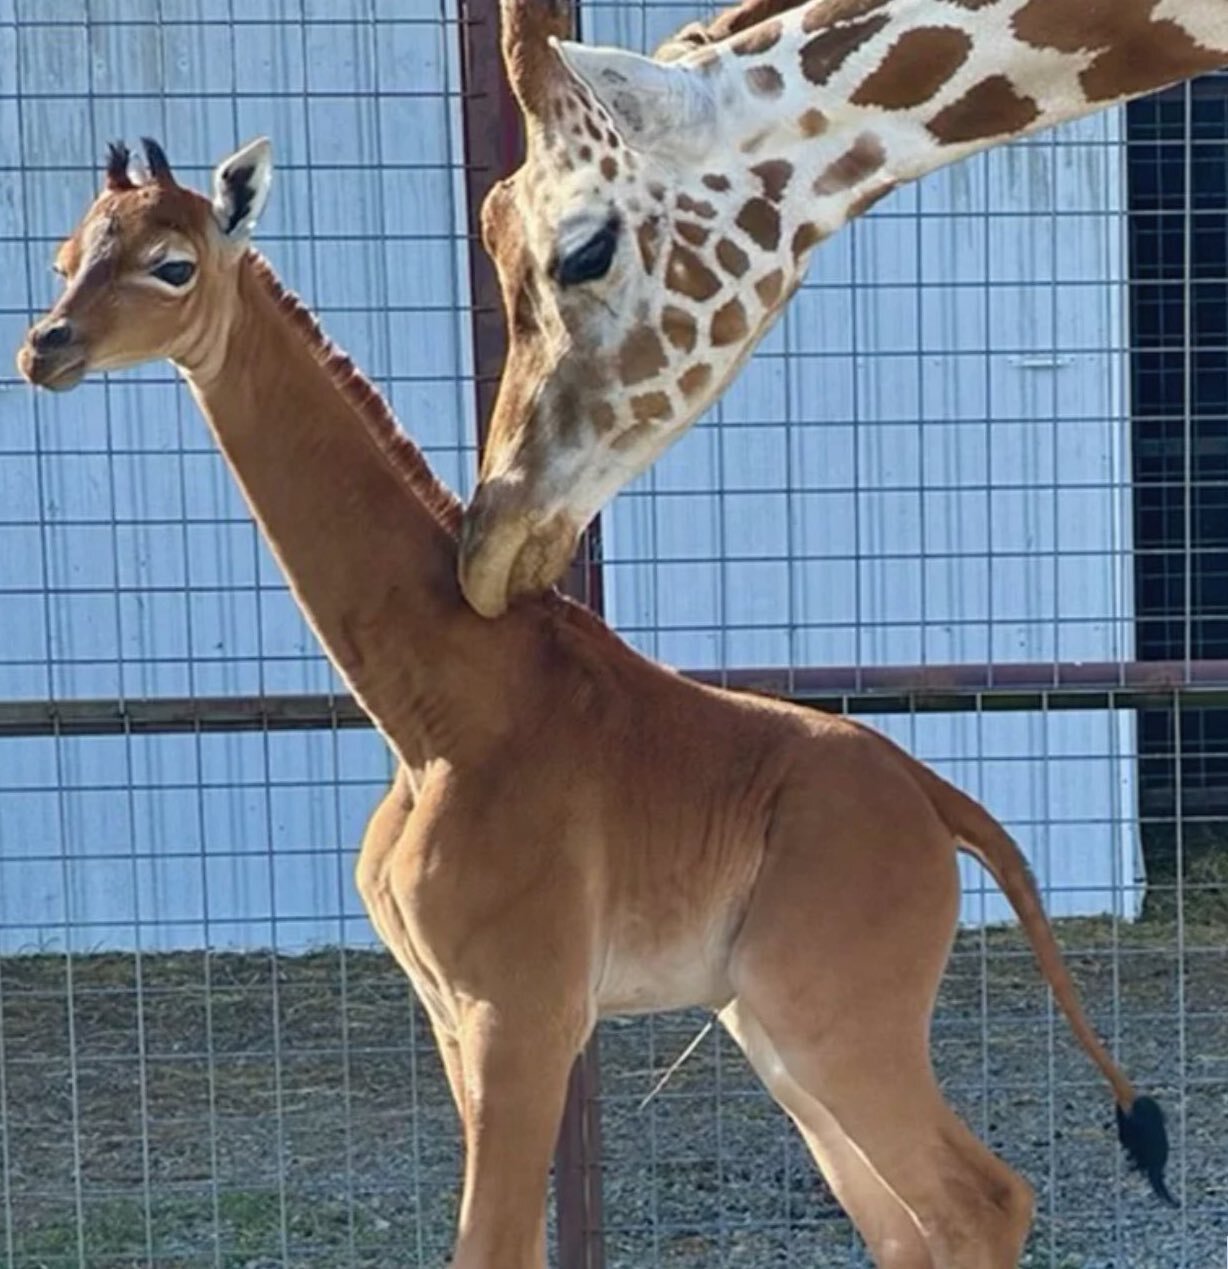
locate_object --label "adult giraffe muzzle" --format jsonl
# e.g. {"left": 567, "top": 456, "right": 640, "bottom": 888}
{"left": 459, "top": 0, "right": 1228, "bottom": 617}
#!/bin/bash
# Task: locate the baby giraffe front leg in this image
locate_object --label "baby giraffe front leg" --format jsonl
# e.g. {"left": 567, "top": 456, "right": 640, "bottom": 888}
{"left": 449, "top": 1000, "right": 591, "bottom": 1269}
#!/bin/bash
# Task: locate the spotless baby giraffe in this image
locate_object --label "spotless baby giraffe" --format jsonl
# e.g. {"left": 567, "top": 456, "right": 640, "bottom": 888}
{"left": 459, "top": 0, "right": 1228, "bottom": 618}
{"left": 18, "top": 138, "right": 1174, "bottom": 1268}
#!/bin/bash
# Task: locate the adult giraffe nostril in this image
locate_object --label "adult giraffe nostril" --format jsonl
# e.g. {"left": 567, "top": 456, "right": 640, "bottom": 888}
{"left": 32, "top": 320, "right": 75, "bottom": 353}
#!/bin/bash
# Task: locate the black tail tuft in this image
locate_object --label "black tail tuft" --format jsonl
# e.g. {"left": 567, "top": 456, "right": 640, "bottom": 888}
{"left": 1116, "top": 1096, "right": 1179, "bottom": 1208}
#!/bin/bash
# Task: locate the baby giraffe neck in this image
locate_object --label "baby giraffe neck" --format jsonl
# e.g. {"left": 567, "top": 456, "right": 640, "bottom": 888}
{"left": 182, "top": 254, "right": 493, "bottom": 766}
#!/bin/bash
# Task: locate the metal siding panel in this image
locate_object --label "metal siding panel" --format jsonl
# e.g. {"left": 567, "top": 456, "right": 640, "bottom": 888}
{"left": 0, "top": 7, "right": 468, "bottom": 950}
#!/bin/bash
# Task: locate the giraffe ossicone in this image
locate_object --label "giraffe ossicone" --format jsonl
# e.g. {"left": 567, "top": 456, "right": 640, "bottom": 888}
{"left": 459, "top": 0, "right": 1228, "bottom": 619}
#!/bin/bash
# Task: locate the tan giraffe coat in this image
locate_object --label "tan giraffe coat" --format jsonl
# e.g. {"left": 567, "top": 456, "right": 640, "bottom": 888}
{"left": 17, "top": 138, "right": 1175, "bottom": 1269}
{"left": 458, "top": 0, "right": 1228, "bottom": 617}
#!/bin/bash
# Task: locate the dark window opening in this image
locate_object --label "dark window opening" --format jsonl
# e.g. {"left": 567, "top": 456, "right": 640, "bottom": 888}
{"left": 1128, "top": 75, "right": 1228, "bottom": 821}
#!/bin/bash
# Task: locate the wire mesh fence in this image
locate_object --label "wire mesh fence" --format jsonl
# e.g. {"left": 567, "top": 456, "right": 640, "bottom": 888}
{"left": 0, "top": 0, "right": 1224, "bottom": 1266}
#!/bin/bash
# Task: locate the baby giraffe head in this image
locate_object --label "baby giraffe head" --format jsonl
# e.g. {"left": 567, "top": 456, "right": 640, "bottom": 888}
{"left": 460, "top": 0, "right": 822, "bottom": 617}
{"left": 18, "top": 136, "right": 273, "bottom": 392}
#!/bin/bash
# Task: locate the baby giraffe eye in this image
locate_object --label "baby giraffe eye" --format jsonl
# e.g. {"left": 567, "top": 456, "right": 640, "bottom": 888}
{"left": 553, "top": 218, "right": 621, "bottom": 288}
{"left": 151, "top": 259, "right": 196, "bottom": 287}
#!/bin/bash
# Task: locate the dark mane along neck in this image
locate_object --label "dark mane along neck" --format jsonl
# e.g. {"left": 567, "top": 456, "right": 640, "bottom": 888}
{"left": 657, "top": 0, "right": 807, "bottom": 55}
{"left": 242, "top": 252, "right": 644, "bottom": 672}
{"left": 244, "top": 250, "right": 464, "bottom": 537}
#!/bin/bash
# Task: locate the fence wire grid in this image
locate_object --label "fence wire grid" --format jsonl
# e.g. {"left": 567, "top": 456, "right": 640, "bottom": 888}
{"left": 0, "top": 1, "right": 1225, "bottom": 1267}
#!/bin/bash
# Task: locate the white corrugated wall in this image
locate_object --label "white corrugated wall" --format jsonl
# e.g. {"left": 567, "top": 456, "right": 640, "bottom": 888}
{"left": 0, "top": 3, "right": 1140, "bottom": 951}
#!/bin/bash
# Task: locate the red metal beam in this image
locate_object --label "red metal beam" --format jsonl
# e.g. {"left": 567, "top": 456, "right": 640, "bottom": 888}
{"left": 456, "top": 2, "right": 606, "bottom": 1264}
{"left": 686, "top": 657, "right": 1228, "bottom": 695}
{"left": 3, "top": 660, "right": 1226, "bottom": 739}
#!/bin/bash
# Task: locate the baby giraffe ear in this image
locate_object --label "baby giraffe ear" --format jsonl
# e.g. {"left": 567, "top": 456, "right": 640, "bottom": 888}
{"left": 211, "top": 136, "right": 273, "bottom": 243}
{"left": 550, "top": 38, "right": 715, "bottom": 159}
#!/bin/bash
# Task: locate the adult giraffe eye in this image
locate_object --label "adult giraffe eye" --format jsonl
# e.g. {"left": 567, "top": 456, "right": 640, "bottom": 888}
{"left": 151, "top": 259, "right": 196, "bottom": 288}
{"left": 554, "top": 221, "right": 620, "bottom": 287}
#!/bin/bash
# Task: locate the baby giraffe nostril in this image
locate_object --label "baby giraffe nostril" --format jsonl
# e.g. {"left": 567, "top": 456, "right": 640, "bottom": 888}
{"left": 34, "top": 320, "right": 74, "bottom": 353}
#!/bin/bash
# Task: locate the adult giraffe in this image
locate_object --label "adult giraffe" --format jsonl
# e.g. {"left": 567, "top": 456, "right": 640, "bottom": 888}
{"left": 19, "top": 137, "right": 1174, "bottom": 1269}
{"left": 458, "top": 0, "right": 1228, "bottom": 617}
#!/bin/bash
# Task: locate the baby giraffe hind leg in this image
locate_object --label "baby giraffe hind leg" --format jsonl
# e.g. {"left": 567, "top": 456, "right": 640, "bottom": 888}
{"left": 721, "top": 999, "right": 933, "bottom": 1268}
{"left": 735, "top": 974, "right": 1033, "bottom": 1267}
{"left": 730, "top": 752, "right": 1033, "bottom": 1266}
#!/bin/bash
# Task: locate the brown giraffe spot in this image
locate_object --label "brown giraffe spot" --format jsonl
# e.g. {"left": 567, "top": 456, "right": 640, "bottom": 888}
{"left": 663, "top": 306, "right": 698, "bottom": 353}
{"left": 607, "top": 131, "right": 621, "bottom": 148}
{"left": 716, "top": 237, "right": 750, "bottom": 277}
{"left": 648, "top": 182, "right": 666, "bottom": 201}
{"left": 848, "top": 181, "right": 897, "bottom": 218}
{"left": 619, "top": 325, "right": 669, "bottom": 387}
{"left": 677, "top": 221, "right": 711, "bottom": 247}
{"left": 677, "top": 193, "right": 718, "bottom": 219}
{"left": 703, "top": 173, "right": 732, "bottom": 192}
{"left": 611, "top": 422, "right": 656, "bottom": 453}
{"left": 798, "top": 108, "right": 829, "bottom": 137}
{"left": 590, "top": 401, "right": 617, "bottom": 433}
{"left": 800, "top": 13, "right": 891, "bottom": 83}
{"left": 941, "top": 0, "right": 997, "bottom": 7}
{"left": 601, "top": 156, "right": 619, "bottom": 182}
{"left": 584, "top": 115, "right": 603, "bottom": 142}
{"left": 1013, "top": 0, "right": 1228, "bottom": 102}
{"left": 678, "top": 363, "right": 713, "bottom": 398}
{"left": 740, "top": 128, "right": 772, "bottom": 155}
{"left": 579, "top": 145, "right": 593, "bottom": 162}
{"left": 751, "top": 158, "right": 794, "bottom": 203}
{"left": 552, "top": 100, "right": 566, "bottom": 123}
{"left": 711, "top": 297, "right": 750, "bottom": 346}
{"left": 666, "top": 243, "right": 723, "bottom": 301}
{"left": 792, "top": 222, "right": 823, "bottom": 260}
{"left": 631, "top": 391, "right": 674, "bottom": 425}
{"left": 814, "top": 133, "right": 887, "bottom": 195}
{"left": 755, "top": 268, "right": 786, "bottom": 307}
{"left": 927, "top": 75, "right": 1040, "bottom": 144}
{"left": 850, "top": 26, "right": 974, "bottom": 108}
{"left": 702, "top": 0, "right": 805, "bottom": 40}
{"left": 1084, "top": 23, "right": 1226, "bottom": 101}
{"left": 747, "top": 64, "right": 786, "bottom": 96}
{"left": 731, "top": 19, "right": 783, "bottom": 54}
{"left": 736, "top": 197, "right": 782, "bottom": 251}
{"left": 1012, "top": 0, "right": 1138, "bottom": 53}
{"left": 637, "top": 219, "right": 662, "bottom": 273}
{"left": 801, "top": 0, "right": 890, "bottom": 33}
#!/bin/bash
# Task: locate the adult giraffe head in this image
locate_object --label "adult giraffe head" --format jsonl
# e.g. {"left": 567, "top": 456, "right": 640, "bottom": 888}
{"left": 460, "top": 0, "right": 1228, "bottom": 617}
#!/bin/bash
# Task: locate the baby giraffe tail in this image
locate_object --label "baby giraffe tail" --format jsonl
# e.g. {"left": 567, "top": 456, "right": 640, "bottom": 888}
{"left": 908, "top": 758, "right": 1178, "bottom": 1208}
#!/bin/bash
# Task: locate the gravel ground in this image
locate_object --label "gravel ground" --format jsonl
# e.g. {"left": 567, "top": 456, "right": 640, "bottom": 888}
{"left": 0, "top": 896, "right": 1224, "bottom": 1267}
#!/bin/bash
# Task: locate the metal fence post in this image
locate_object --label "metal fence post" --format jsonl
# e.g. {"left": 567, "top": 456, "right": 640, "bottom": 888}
{"left": 456, "top": 1, "right": 606, "bottom": 1264}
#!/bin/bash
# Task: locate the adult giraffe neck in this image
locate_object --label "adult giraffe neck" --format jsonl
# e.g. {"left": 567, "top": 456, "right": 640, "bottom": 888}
{"left": 701, "top": 0, "right": 1228, "bottom": 197}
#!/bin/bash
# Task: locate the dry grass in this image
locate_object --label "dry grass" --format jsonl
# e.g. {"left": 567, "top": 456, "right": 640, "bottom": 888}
{"left": 0, "top": 887, "right": 1224, "bottom": 1267}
